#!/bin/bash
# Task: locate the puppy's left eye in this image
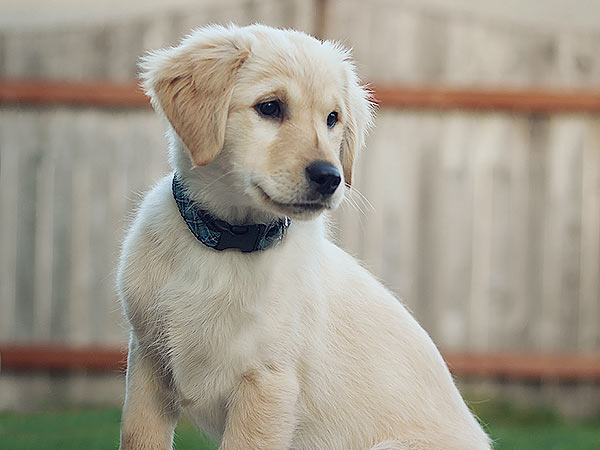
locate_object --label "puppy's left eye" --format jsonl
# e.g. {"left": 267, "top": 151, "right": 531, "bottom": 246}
{"left": 256, "top": 101, "right": 283, "bottom": 120}
{"left": 327, "top": 111, "right": 338, "bottom": 129}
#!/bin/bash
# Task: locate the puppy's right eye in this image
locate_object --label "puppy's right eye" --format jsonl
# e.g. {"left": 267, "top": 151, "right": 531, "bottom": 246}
{"left": 256, "top": 101, "right": 282, "bottom": 120}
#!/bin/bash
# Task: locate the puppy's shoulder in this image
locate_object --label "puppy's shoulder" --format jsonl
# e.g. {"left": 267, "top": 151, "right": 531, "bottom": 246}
{"left": 117, "top": 174, "right": 184, "bottom": 299}
{"left": 122, "top": 174, "right": 181, "bottom": 247}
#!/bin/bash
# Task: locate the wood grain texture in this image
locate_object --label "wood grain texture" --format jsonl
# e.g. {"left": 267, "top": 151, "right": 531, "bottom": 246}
{"left": 578, "top": 119, "right": 600, "bottom": 351}
{"left": 0, "top": 112, "right": 19, "bottom": 342}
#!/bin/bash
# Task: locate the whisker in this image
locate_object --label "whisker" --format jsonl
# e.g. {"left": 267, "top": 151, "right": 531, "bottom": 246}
{"left": 340, "top": 196, "right": 369, "bottom": 237}
{"left": 347, "top": 185, "right": 375, "bottom": 212}
{"left": 342, "top": 191, "right": 367, "bottom": 218}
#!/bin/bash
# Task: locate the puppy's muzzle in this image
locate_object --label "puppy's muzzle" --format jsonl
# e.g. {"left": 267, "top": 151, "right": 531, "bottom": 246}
{"left": 305, "top": 161, "right": 341, "bottom": 197}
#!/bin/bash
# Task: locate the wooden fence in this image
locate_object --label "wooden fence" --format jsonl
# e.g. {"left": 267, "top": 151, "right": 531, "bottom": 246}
{"left": 1, "top": 0, "right": 600, "bottom": 410}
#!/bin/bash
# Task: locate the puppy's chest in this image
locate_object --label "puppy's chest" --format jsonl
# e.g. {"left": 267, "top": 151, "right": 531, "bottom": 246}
{"left": 167, "top": 280, "right": 266, "bottom": 373}
{"left": 162, "top": 263, "right": 300, "bottom": 424}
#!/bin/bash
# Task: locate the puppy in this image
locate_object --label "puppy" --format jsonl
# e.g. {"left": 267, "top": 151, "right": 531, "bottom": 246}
{"left": 118, "top": 24, "right": 491, "bottom": 450}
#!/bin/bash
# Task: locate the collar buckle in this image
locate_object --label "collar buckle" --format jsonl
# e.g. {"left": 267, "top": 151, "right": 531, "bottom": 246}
{"left": 212, "top": 220, "right": 266, "bottom": 253}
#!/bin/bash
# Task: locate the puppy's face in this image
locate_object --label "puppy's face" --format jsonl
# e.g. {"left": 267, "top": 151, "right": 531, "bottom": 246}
{"left": 226, "top": 35, "right": 353, "bottom": 219}
{"left": 142, "top": 25, "right": 373, "bottom": 220}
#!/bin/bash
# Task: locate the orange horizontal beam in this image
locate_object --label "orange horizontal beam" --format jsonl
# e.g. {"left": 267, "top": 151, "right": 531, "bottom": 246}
{"left": 0, "top": 79, "right": 148, "bottom": 108}
{"left": 2, "top": 78, "right": 600, "bottom": 112}
{"left": 444, "top": 352, "right": 600, "bottom": 381}
{"left": 0, "top": 345, "right": 127, "bottom": 372}
{"left": 373, "top": 84, "right": 600, "bottom": 113}
{"left": 2, "top": 345, "right": 600, "bottom": 381}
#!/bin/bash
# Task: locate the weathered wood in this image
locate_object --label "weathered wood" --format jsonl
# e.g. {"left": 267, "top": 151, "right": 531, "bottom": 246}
{"left": 1, "top": 104, "right": 599, "bottom": 355}
{"left": 502, "top": 117, "right": 533, "bottom": 349}
{"left": 487, "top": 117, "right": 522, "bottom": 351}
{"left": 32, "top": 114, "right": 55, "bottom": 341}
{"left": 68, "top": 112, "right": 93, "bottom": 345}
{"left": 380, "top": 113, "right": 427, "bottom": 318}
{"left": 578, "top": 118, "right": 600, "bottom": 351}
{"left": 412, "top": 114, "right": 443, "bottom": 335}
{"left": 468, "top": 116, "right": 503, "bottom": 351}
{"left": 0, "top": 112, "right": 19, "bottom": 342}
{"left": 14, "top": 110, "right": 40, "bottom": 341}
{"left": 431, "top": 113, "right": 474, "bottom": 350}
{"left": 1, "top": 3, "right": 600, "bottom": 403}
{"left": 540, "top": 117, "right": 585, "bottom": 351}
{"left": 105, "top": 22, "right": 146, "bottom": 81}
{"left": 47, "top": 110, "right": 74, "bottom": 342}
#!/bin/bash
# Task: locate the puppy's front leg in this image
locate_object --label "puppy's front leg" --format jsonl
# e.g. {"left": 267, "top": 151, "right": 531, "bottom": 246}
{"left": 220, "top": 366, "right": 299, "bottom": 450}
{"left": 120, "top": 338, "right": 180, "bottom": 450}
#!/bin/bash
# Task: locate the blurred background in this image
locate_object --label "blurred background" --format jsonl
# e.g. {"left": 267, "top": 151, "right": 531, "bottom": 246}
{"left": 1, "top": 0, "right": 600, "bottom": 447}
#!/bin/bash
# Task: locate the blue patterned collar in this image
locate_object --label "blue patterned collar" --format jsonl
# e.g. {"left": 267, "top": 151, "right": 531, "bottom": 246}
{"left": 172, "top": 174, "right": 291, "bottom": 253}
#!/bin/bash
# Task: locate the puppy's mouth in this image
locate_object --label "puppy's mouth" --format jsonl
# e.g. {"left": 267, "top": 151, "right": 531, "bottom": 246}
{"left": 254, "top": 184, "right": 329, "bottom": 216}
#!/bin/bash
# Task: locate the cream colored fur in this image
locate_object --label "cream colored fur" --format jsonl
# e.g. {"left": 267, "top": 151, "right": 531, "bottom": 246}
{"left": 118, "top": 24, "right": 491, "bottom": 450}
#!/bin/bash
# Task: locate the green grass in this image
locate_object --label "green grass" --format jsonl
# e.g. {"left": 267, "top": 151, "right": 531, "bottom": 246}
{"left": 1, "top": 401, "right": 599, "bottom": 450}
{"left": 471, "top": 400, "right": 600, "bottom": 450}
{"left": 0, "top": 408, "right": 216, "bottom": 450}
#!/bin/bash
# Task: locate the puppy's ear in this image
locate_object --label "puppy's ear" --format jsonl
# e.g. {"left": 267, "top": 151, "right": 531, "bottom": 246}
{"left": 140, "top": 26, "right": 250, "bottom": 167}
{"left": 340, "top": 61, "right": 375, "bottom": 186}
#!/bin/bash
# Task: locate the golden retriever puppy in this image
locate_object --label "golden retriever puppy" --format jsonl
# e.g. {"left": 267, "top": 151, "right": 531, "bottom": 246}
{"left": 118, "top": 24, "right": 491, "bottom": 450}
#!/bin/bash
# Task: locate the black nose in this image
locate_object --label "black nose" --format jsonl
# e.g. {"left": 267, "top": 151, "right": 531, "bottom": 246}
{"left": 305, "top": 161, "right": 342, "bottom": 196}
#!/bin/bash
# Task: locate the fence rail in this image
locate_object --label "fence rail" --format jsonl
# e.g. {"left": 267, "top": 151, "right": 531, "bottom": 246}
{"left": 2, "top": 345, "right": 600, "bottom": 382}
{"left": 3, "top": 78, "right": 600, "bottom": 112}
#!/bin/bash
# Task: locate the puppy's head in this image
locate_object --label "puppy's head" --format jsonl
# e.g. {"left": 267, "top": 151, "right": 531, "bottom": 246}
{"left": 141, "top": 24, "right": 374, "bottom": 220}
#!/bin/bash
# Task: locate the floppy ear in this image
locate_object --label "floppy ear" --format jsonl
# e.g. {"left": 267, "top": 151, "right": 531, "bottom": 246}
{"left": 340, "top": 61, "right": 375, "bottom": 186}
{"left": 140, "top": 26, "right": 250, "bottom": 167}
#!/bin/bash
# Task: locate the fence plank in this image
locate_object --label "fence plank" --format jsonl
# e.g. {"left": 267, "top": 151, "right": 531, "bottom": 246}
{"left": 105, "top": 22, "right": 147, "bottom": 81}
{"left": 47, "top": 110, "right": 74, "bottom": 342}
{"left": 14, "top": 111, "right": 41, "bottom": 341}
{"left": 578, "top": 118, "right": 600, "bottom": 350}
{"left": 68, "top": 112, "right": 93, "bottom": 344}
{"left": 503, "top": 117, "right": 534, "bottom": 349}
{"left": 556, "top": 31, "right": 600, "bottom": 89}
{"left": 468, "top": 116, "right": 510, "bottom": 350}
{"left": 540, "top": 118, "right": 585, "bottom": 350}
{"left": 430, "top": 113, "right": 474, "bottom": 350}
{"left": 358, "top": 112, "right": 392, "bottom": 276}
{"left": 0, "top": 111, "right": 19, "bottom": 341}
{"left": 380, "top": 113, "right": 428, "bottom": 317}
{"left": 33, "top": 114, "right": 55, "bottom": 341}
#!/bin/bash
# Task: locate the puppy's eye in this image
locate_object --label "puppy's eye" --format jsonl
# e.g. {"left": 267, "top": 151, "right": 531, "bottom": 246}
{"left": 327, "top": 111, "right": 338, "bottom": 129}
{"left": 256, "top": 101, "right": 282, "bottom": 119}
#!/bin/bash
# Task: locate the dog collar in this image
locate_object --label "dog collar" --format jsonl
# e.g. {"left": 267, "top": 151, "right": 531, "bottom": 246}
{"left": 172, "top": 174, "right": 290, "bottom": 253}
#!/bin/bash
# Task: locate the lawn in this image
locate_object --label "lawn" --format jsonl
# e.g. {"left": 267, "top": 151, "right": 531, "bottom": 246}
{"left": 1, "top": 401, "right": 599, "bottom": 450}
